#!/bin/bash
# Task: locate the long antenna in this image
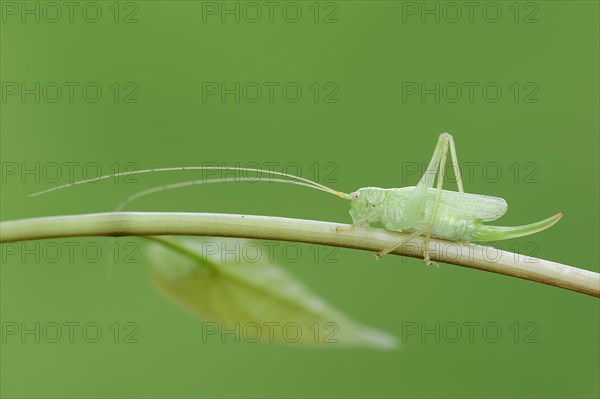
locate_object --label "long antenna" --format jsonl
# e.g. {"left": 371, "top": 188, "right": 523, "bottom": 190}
{"left": 29, "top": 166, "right": 352, "bottom": 200}
{"left": 115, "top": 177, "right": 334, "bottom": 211}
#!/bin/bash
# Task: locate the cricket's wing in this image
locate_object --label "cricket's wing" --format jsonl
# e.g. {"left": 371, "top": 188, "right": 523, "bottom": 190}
{"left": 431, "top": 189, "right": 508, "bottom": 221}
{"left": 393, "top": 187, "right": 508, "bottom": 222}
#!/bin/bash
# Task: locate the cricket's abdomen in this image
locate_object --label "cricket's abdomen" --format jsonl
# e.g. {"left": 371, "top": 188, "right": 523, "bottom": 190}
{"left": 424, "top": 211, "right": 479, "bottom": 241}
{"left": 400, "top": 210, "right": 479, "bottom": 241}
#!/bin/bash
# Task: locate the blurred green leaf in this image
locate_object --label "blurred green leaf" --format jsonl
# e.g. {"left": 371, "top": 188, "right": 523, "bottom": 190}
{"left": 146, "top": 236, "right": 397, "bottom": 350}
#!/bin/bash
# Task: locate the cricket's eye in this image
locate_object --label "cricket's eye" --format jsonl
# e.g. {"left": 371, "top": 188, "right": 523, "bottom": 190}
{"left": 351, "top": 191, "right": 361, "bottom": 200}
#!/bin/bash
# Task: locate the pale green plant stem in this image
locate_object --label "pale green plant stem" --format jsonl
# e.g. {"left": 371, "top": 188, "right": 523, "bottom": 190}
{"left": 1, "top": 212, "right": 598, "bottom": 298}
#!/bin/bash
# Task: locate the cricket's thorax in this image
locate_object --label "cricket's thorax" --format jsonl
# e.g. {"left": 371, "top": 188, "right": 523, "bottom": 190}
{"left": 349, "top": 187, "right": 387, "bottom": 225}
{"left": 349, "top": 187, "right": 480, "bottom": 241}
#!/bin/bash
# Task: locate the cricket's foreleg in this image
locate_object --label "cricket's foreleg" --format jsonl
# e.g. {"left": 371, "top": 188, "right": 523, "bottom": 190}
{"left": 335, "top": 218, "right": 369, "bottom": 232}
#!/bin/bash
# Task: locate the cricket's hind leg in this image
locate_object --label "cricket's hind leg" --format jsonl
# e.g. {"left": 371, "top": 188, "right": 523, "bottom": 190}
{"left": 446, "top": 133, "right": 464, "bottom": 193}
{"left": 380, "top": 133, "right": 464, "bottom": 264}
{"left": 419, "top": 132, "right": 468, "bottom": 265}
{"left": 421, "top": 134, "right": 451, "bottom": 265}
{"left": 383, "top": 133, "right": 457, "bottom": 265}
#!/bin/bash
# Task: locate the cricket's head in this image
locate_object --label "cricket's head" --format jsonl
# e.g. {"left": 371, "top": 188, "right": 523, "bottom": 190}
{"left": 348, "top": 187, "right": 385, "bottom": 224}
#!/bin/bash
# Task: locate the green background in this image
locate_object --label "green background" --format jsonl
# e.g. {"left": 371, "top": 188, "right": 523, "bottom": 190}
{"left": 1, "top": 1, "right": 598, "bottom": 398}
